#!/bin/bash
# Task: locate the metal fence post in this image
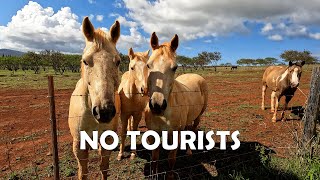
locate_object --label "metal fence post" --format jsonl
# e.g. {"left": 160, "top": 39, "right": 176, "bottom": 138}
{"left": 48, "top": 76, "right": 60, "bottom": 179}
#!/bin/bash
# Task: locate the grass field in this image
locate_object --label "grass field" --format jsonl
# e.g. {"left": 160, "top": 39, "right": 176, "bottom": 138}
{"left": 1, "top": 65, "right": 319, "bottom": 179}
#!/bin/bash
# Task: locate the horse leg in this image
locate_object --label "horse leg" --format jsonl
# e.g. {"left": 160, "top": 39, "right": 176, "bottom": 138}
{"left": 117, "top": 113, "right": 130, "bottom": 161}
{"left": 167, "top": 131, "right": 180, "bottom": 180}
{"left": 261, "top": 84, "right": 267, "bottom": 110}
{"left": 148, "top": 136, "right": 160, "bottom": 175}
{"left": 73, "top": 141, "right": 89, "bottom": 180}
{"left": 281, "top": 95, "right": 292, "bottom": 121}
{"left": 99, "top": 144, "right": 112, "bottom": 179}
{"left": 272, "top": 94, "right": 279, "bottom": 122}
{"left": 270, "top": 91, "right": 276, "bottom": 113}
{"left": 130, "top": 113, "right": 142, "bottom": 160}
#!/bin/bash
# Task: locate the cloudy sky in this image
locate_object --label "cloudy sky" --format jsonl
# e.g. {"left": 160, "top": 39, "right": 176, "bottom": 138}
{"left": 1, "top": 0, "right": 320, "bottom": 64}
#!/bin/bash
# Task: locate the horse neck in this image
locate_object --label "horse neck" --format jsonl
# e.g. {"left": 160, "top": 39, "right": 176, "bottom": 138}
{"left": 123, "top": 71, "right": 137, "bottom": 98}
{"left": 278, "top": 67, "right": 290, "bottom": 88}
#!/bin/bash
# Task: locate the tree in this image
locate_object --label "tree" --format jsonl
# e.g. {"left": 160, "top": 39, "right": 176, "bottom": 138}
{"left": 280, "top": 50, "right": 318, "bottom": 64}
{"left": 22, "top": 51, "right": 41, "bottom": 74}
{"left": 237, "top": 58, "right": 255, "bottom": 66}
{"left": 264, "top": 57, "right": 278, "bottom": 65}
{"left": 119, "top": 53, "right": 129, "bottom": 73}
{"left": 196, "top": 51, "right": 221, "bottom": 71}
{"left": 64, "top": 54, "right": 81, "bottom": 73}
{"left": 39, "top": 50, "right": 52, "bottom": 72}
{"left": 177, "top": 55, "right": 192, "bottom": 72}
{"left": 51, "top": 51, "right": 66, "bottom": 75}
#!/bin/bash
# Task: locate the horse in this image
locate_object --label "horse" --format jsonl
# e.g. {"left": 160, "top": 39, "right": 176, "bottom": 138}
{"left": 231, "top": 66, "right": 238, "bottom": 70}
{"left": 68, "top": 17, "right": 121, "bottom": 179}
{"left": 145, "top": 32, "right": 208, "bottom": 179}
{"left": 117, "top": 47, "right": 149, "bottom": 160}
{"left": 261, "top": 61, "right": 305, "bottom": 122}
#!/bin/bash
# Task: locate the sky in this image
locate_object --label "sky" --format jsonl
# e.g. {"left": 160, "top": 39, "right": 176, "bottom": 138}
{"left": 1, "top": 0, "right": 320, "bottom": 64}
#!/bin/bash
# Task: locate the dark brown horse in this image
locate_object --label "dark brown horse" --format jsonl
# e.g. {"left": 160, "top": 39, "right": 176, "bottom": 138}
{"left": 261, "top": 61, "right": 305, "bottom": 122}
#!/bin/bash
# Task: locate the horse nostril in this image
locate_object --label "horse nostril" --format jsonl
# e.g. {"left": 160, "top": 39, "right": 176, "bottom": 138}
{"left": 149, "top": 99, "right": 153, "bottom": 109}
{"left": 141, "top": 87, "right": 144, "bottom": 93}
{"left": 162, "top": 99, "right": 167, "bottom": 110}
{"left": 92, "top": 106, "right": 100, "bottom": 119}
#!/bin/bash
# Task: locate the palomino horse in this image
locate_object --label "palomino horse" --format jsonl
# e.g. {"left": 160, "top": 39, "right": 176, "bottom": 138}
{"left": 117, "top": 47, "right": 149, "bottom": 160}
{"left": 261, "top": 61, "right": 305, "bottom": 122}
{"left": 68, "top": 17, "right": 121, "bottom": 179}
{"left": 145, "top": 32, "right": 208, "bottom": 179}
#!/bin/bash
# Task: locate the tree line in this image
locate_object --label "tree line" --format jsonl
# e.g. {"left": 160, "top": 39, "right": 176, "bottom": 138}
{"left": 0, "top": 50, "right": 82, "bottom": 75}
{"left": 237, "top": 50, "right": 318, "bottom": 66}
{"left": 0, "top": 49, "right": 317, "bottom": 75}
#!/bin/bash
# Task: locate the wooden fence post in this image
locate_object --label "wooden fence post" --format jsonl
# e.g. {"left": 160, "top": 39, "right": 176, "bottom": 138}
{"left": 48, "top": 76, "right": 60, "bottom": 179}
{"left": 302, "top": 66, "right": 320, "bottom": 156}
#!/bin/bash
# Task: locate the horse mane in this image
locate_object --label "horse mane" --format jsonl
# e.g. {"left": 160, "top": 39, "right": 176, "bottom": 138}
{"left": 156, "top": 42, "right": 177, "bottom": 61}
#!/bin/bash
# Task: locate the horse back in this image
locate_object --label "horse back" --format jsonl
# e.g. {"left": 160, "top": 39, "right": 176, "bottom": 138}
{"left": 263, "top": 66, "right": 286, "bottom": 84}
{"left": 174, "top": 73, "right": 208, "bottom": 122}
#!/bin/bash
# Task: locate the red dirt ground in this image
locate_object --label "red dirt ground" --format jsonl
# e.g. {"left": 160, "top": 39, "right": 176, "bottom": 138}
{"left": 0, "top": 68, "right": 312, "bottom": 178}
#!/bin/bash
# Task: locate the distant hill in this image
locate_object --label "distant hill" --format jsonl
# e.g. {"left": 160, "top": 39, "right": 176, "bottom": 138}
{"left": 0, "top": 49, "right": 25, "bottom": 57}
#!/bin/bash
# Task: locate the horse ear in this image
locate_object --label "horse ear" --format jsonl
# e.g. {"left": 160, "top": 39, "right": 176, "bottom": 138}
{"left": 170, "top": 34, "right": 179, "bottom": 52}
{"left": 150, "top": 32, "right": 159, "bottom": 50}
{"left": 128, "top": 47, "right": 134, "bottom": 60}
{"left": 301, "top": 60, "right": 305, "bottom": 66}
{"left": 110, "top": 20, "right": 120, "bottom": 43}
{"left": 82, "top": 16, "right": 95, "bottom": 41}
{"left": 289, "top": 61, "right": 293, "bottom": 66}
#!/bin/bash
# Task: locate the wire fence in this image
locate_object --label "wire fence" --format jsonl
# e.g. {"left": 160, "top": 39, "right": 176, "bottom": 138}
{"left": 0, "top": 73, "right": 312, "bottom": 179}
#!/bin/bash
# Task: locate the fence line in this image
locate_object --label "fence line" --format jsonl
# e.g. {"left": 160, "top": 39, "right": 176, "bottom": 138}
{"left": 0, "top": 73, "right": 312, "bottom": 179}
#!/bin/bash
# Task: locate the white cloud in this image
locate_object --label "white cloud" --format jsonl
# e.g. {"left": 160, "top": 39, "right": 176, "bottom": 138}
{"left": 88, "top": 14, "right": 94, "bottom": 21}
{"left": 113, "top": 0, "right": 123, "bottom": 8}
{"left": 88, "top": 0, "right": 95, "bottom": 4}
{"left": 122, "top": 0, "right": 320, "bottom": 41}
{"left": 310, "top": 33, "right": 320, "bottom": 40}
{"left": 261, "top": 23, "right": 273, "bottom": 33}
{"left": 96, "top": 15, "right": 104, "bottom": 22}
{"left": 204, "top": 39, "right": 212, "bottom": 43}
{"left": 117, "top": 27, "right": 148, "bottom": 50}
{"left": 0, "top": 1, "right": 84, "bottom": 53}
{"left": 115, "top": 15, "right": 137, "bottom": 28}
{"left": 268, "top": 34, "right": 283, "bottom": 41}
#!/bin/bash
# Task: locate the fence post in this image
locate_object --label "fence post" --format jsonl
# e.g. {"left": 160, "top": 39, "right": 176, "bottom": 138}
{"left": 48, "top": 76, "right": 60, "bottom": 179}
{"left": 302, "top": 66, "right": 320, "bottom": 157}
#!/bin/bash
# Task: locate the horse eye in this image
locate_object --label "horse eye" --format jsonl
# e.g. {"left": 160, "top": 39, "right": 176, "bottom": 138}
{"left": 147, "top": 64, "right": 150, "bottom": 69}
{"left": 131, "top": 67, "right": 134, "bottom": 70}
{"left": 116, "top": 60, "right": 120, "bottom": 67}
{"left": 172, "top": 66, "right": 178, "bottom": 71}
{"left": 83, "top": 60, "right": 88, "bottom": 66}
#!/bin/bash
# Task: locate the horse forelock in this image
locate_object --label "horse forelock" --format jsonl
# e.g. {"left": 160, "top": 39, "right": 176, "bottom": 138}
{"left": 151, "top": 43, "right": 176, "bottom": 64}
{"left": 81, "top": 28, "right": 119, "bottom": 79}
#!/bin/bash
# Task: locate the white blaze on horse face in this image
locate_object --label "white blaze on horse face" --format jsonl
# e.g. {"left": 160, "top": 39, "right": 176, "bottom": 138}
{"left": 291, "top": 68, "right": 299, "bottom": 87}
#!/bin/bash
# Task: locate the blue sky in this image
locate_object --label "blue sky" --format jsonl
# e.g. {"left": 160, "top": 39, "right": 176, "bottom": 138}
{"left": 1, "top": 0, "right": 320, "bottom": 64}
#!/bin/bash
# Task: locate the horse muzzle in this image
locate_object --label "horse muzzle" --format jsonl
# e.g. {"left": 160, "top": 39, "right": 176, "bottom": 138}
{"left": 149, "top": 99, "right": 167, "bottom": 115}
{"left": 92, "top": 104, "right": 116, "bottom": 123}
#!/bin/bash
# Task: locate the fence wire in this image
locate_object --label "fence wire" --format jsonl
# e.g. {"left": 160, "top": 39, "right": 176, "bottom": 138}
{"left": 0, "top": 77, "right": 310, "bottom": 179}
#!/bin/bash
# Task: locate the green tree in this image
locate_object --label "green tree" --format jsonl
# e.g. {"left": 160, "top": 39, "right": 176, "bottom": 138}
{"left": 177, "top": 55, "right": 192, "bottom": 71}
{"left": 280, "top": 50, "right": 318, "bottom": 64}
{"left": 119, "top": 52, "right": 129, "bottom": 73}
{"left": 196, "top": 51, "right": 221, "bottom": 71}
{"left": 22, "top": 51, "right": 41, "bottom": 74}
{"left": 51, "top": 51, "right": 66, "bottom": 75}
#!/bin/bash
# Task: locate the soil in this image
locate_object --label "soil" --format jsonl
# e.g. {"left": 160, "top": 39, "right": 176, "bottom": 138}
{"left": 0, "top": 69, "right": 311, "bottom": 178}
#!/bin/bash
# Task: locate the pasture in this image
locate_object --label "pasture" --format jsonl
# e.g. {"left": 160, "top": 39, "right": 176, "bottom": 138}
{"left": 0, "top": 65, "right": 319, "bottom": 179}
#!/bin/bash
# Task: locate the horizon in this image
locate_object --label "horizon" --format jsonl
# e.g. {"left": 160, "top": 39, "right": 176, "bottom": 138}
{"left": 1, "top": 1, "right": 320, "bottom": 64}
